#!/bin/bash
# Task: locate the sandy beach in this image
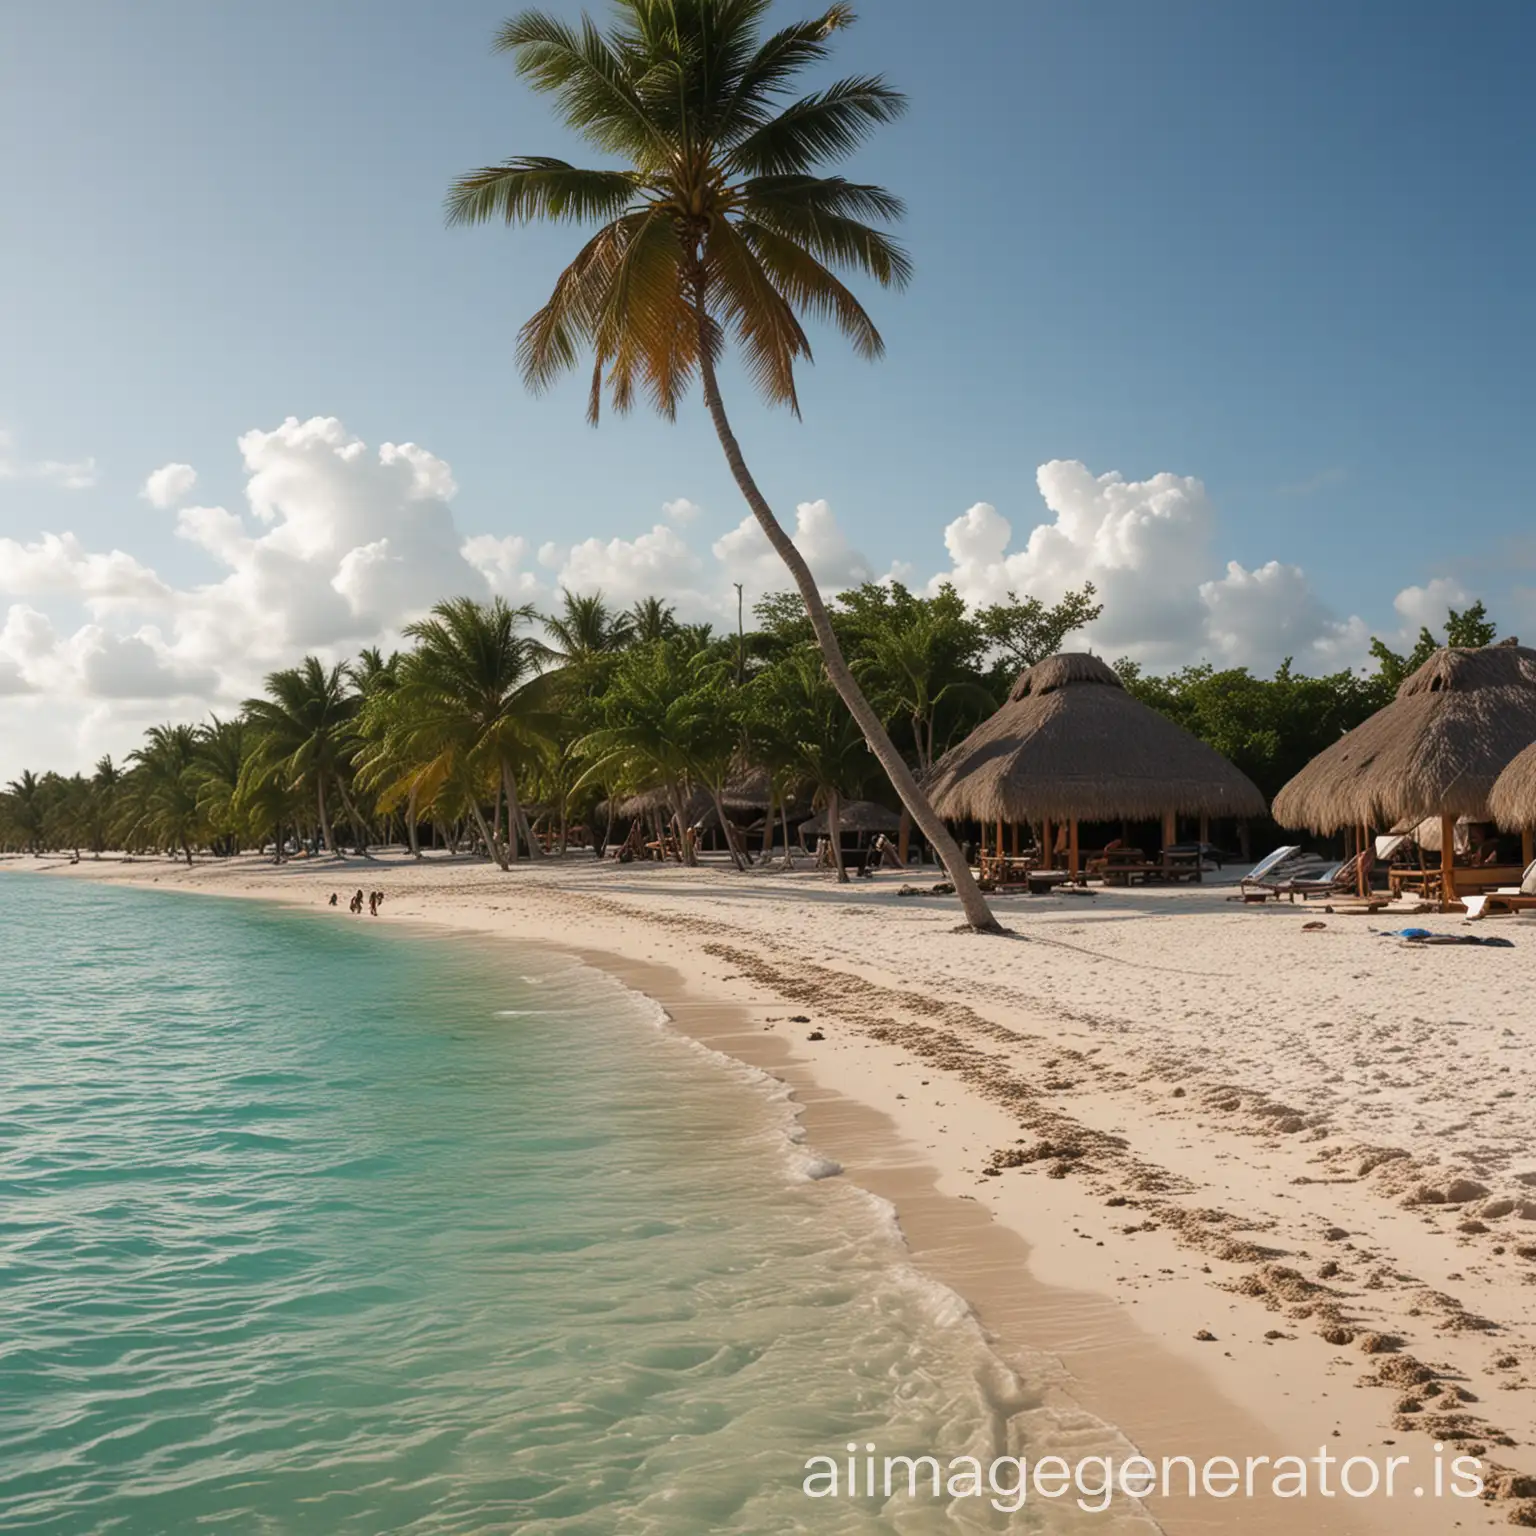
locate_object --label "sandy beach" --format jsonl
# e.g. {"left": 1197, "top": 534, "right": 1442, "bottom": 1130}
{"left": 13, "top": 849, "right": 1536, "bottom": 1531}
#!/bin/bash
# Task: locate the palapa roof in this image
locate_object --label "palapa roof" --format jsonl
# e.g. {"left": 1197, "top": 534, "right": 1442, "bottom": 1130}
{"left": 1273, "top": 639, "right": 1536, "bottom": 834}
{"left": 1490, "top": 740, "right": 1536, "bottom": 829}
{"left": 924, "top": 652, "right": 1266, "bottom": 824}
{"left": 797, "top": 799, "right": 902, "bottom": 836}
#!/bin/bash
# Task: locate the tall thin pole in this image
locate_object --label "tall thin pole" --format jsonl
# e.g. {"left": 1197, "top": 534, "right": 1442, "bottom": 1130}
{"left": 733, "top": 582, "right": 744, "bottom": 686}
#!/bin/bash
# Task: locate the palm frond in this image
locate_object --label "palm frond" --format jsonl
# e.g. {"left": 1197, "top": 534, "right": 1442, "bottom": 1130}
{"left": 496, "top": 10, "right": 670, "bottom": 162}
{"left": 445, "top": 157, "right": 643, "bottom": 227}
{"left": 742, "top": 177, "right": 911, "bottom": 288}
{"left": 723, "top": 76, "right": 906, "bottom": 177}
{"left": 738, "top": 219, "right": 882, "bottom": 359}
{"left": 705, "top": 218, "right": 811, "bottom": 413}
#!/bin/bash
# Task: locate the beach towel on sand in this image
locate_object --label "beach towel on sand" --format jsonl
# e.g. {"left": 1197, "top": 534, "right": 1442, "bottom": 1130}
{"left": 1375, "top": 927, "right": 1514, "bottom": 948}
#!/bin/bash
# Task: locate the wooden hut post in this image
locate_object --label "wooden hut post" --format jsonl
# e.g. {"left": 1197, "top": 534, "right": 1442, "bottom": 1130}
{"left": 1162, "top": 810, "right": 1176, "bottom": 857}
{"left": 1068, "top": 819, "right": 1080, "bottom": 883}
{"left": 1359, "top": 823, "right": 1369, "bottom": 897}
{"left": 1198, "top": 813, "right": 1209, "bottom": 847}
{"left": 1011, "top": 822, "right": 1019, "bottom": 857}
{"left": 1440, "top": 813, "right": 1456, "bottom": 912}
{"left": 1042, "top": 818, "right": 1053, "bottom": 871}
{"left": 1524, "top": 827, "right": 1534, "bottom": 869}
{"left": 996, "top": 818, "right": 1004, "bottom": 860}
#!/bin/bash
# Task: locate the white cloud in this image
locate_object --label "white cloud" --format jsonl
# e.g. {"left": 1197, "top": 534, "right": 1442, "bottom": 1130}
{"left": 0, "top": 429, "right": 1475, "bottom": 778}
{"left": 0, "top": 429, "right": 98, "bottom": 491}
{"left": 713, "top": 499, "right": 874, "bottom": 596}
{"left": 930, "top": 461, "right": 1385, "bottom": 673}
{"left": 554, "top": 523, "right": 712, "bottom": 611}
{"left": 0, "top": 532, "right": 170, "bottom": 606}
{"left": 140, "top": 463, "right": 199, "bottom": 509}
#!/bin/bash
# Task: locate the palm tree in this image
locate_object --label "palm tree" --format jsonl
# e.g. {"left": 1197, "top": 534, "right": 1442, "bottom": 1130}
{"left": 242, "top": 657, "right": 361, "bottom": 856}
{"left": 629, "top": 595, "right": 679, "bottom": 645}
{"left": 749, "top": 648, "right": 874, "bottom": 881}
{"left": 541, "top": 589, "right": 635, "bottom": 666}
{"left": 4, "top": 770, "right": 46, "bottom": 854}
{"left": 393, "top": 596, "right": 556, "bottom": 868}
{"left": 578, "top": 637, "right": 748, "bottom": 869}
{"left": 448, "top": 0, "right": 999, "bottom": 930}
{"left": 125, "top": 725, "right": 205, "bottom": 864}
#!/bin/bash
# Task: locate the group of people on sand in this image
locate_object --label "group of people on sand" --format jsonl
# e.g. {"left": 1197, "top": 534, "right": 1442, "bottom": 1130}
{"left": 328, "top": 889, "right": 386, "bottom": 916}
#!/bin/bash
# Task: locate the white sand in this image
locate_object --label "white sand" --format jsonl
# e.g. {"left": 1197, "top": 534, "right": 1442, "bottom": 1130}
{"left": 13, "top": 848, "right": 1536, "bottom": 1531}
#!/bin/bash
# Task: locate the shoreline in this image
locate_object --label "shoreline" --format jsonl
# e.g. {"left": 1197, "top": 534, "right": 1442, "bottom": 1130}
{"left": 11, "top": 850, "right": 1534, "bottom": 1531}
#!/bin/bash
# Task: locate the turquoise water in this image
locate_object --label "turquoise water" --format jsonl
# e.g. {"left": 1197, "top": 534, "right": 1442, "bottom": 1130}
{"left": 0, "top": 874, "right": 1149, "bottom": 1534}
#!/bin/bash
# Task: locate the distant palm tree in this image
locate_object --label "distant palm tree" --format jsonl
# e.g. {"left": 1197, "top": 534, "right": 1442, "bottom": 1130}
{"left": 541, "top": 589, "right": 635, "bottom": 666}
{"left": 242, "top": 657, "right": 361, "bottom": 856}
{"left": 449, "top": 0, "right": 999, "bottom": 931}
{"left": 126, "top": 724, "right": 204, "bottom": 864}
{"left": 4, "top": 769, "right": 47, "bottom": 854}
{"left": 394, "top": 597, "right": 556, "bottom": 868}
{"left": 749, "top": 648, "right": 874, "bottom": 881}
{"left": 629, "top": 596, "right": 679, "bottom": 645}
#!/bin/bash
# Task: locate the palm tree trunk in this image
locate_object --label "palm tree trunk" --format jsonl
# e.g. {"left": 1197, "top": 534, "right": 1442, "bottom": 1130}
{"left": 827, "top": 788, "right": 848, "bottom": 884}
{"left": 316, "top": 779, "right": 337, "bottom": 856}
{"left": 692, "top": 308, "right": 999, "bottom": 932}
{"left": 407, "top": 784, "right": 421, "bottom": 858}
{"left": 501, "top": 761, "right": 542, "bottom": 861}
{"left": 708, "top": 786, "right": 747, "bottom": 872}
{"left": 335, "top": 777, "right": 368, "bottom": 855}
{"left": 781, "top": 797, "right": 795, "bottom": 868}
{"left": 470, "top": 794, "right": 508, "bottom": 871}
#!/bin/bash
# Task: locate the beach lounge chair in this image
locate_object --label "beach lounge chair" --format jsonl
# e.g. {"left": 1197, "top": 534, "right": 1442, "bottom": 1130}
{"left": 1236, "top": 847, "right": 1331, "bottom": 901}
{"left": 1295, "top": 849, "right": 1377, "bottom": 901}
{"left": 1464, "top": 860, "right": 1536, "bottom": 919}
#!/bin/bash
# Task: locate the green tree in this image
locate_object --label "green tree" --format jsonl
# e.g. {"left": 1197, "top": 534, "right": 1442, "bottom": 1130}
{"left": 1367, "top": 600, "right": 1497, "bottom": 699}
{"left": 392, "top": 597, "right": 556, "bottom": 868}
{"left": 242, "top": 657, "right": 362, "bottom": 856}
{"left": 124, "top": 725, "right": 206, "bottom": 864}
{"left": 578, "top": 637, "right": 750, "bottom": 868}
{"left": 449, "top": 0, "right": 998, "bottom": 931}
{"left": 748, "top": 647, "right": 875, "bottom": 880}
{"left": 977, "top": 584, "right": 1103, "bottom": 684}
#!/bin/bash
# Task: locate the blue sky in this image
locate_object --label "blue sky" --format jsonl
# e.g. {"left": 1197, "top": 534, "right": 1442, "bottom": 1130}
{"left": 1, "top": 0, "right": 1533, "bottom": 773}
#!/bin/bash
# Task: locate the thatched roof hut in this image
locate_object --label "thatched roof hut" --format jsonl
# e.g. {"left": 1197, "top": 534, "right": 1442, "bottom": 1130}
{"left": 1272, "top": 640, "right": 1536, "bottom": 833}
{"left": 925, "top": 653, "right": 1266, "bottom": 825}
{"left": 619, "top": 767, "right": 775, "bottom": 821}
{"left": 1490, "top": 742, "right": 1536, "bottom": 830}
{"left": 797, "top": 800, "right": 902, "bottom": 837}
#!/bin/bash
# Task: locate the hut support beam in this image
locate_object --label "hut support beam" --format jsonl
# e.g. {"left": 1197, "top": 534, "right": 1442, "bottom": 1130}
{"left": 1524, "top": 828, "right": 1534, "bottom": 869}
{"left": 996, "top": 819, "right": 1004, "bottom": 861}
{"left": 1162, "top": 810, "right": 1176, "bottom": 856}
{"left": 1042, "top": 818, "right": 1053, "bottom": 872}
{"left": 1069, "top": 819, "right": 1080, "bottom": 883}
{"left": 1441, "top": 813, "right": 1456, "bottom": 913}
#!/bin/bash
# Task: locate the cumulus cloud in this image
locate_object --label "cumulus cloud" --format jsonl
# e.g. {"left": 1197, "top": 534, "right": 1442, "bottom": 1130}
{"left": 0, "top": 429, "right": 98, "bottom": 491}
{"left": 140, "top": 462, "right": 199, "bottom": 508}
{"left": 713, "top": 499, "right": 874, "bottom": 595}
{"left": 930, "top": 461, "right": 1382, "bottom": 673}
{"left": 0, "top": 532, "right": 169, "bottom": 606}
{"left": 552, "top": 524, "right": 713, "bottom": 611}
{"left": 0, "top": 427, "right": 1471, "bottom": 778}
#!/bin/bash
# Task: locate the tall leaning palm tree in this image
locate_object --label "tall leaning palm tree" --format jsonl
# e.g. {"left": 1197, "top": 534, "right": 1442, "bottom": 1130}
{"left": 448, "top": 0, "right": 999, "bottom": 932}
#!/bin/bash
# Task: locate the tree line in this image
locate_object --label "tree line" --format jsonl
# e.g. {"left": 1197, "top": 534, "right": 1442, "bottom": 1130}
{"left": 0, "top": 586, "right": 1496, "bottom": 869}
